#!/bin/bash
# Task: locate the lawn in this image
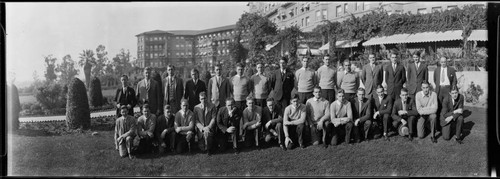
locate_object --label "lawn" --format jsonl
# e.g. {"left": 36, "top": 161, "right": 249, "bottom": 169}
{"left": 7, "top": 107, "right": 487, "bottom": 177}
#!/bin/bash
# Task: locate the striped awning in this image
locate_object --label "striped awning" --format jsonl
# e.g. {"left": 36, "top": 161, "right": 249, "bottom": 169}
{"left": 363, "top": 30, "right": 487, "bottom": 46}
{"left": 319, "top": 40, "right": 362, "bottom": 50}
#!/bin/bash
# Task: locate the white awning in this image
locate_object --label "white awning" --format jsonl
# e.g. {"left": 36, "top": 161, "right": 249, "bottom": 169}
{"left": 298, "top": 49, "right": 321, "bottom": 55}
{"left": 319, "top": 40, "right": 361, "bottom": 50}
{"left": 265, "top": 41, "right": 280, "bottom": 51}
{"left": 363, "top": 29, "right": 488, "bottom": 46}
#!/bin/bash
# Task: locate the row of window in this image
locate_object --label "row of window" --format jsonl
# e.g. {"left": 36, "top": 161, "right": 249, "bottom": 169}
{"left": 140, "top": 52, "right": 194, "bottom": 58}
{"left": 198, "top": 31, "right": 238, "bottom": 40}
{"left": 138, "top": 36, "right": 190, "bottom": 42}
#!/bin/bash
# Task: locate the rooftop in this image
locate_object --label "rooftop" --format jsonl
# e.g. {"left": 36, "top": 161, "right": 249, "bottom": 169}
{"left": 136, "top": 24, "right": 237, "bottom": 37}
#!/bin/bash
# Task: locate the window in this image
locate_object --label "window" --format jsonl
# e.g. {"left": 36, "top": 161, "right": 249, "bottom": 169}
{"left": 176, "top": 52, "right": 179, "bottom": 56}
{"left": 447, "top": 5, "right": 458, "bottom": 10}
{"left": 432, "top": 6, "right": 442, "bottom": 12}
{"left": 473, "top": 4, "right": 485, "bottom": 9}
{"left": 301, "top": 18, "right": 304, "bottom": 26}
{"left": 305, "top": 16, "right": 310, "bottom": 26}
{"left": 336, "top": 5, "right": 342, "bottom": 17}
{"left": 176, "top": 45, "right": 179, "bottom": 48}
{"left": 322, "top": 10, "right": 327, "bottom": 20}
{"left": 316, "top": 10, "right": 321, "bottom": 21}
{"left": 181, "top": 36, "right": 184, "bottom": 39}
{"left": 181, "top": 52, "right": 184, "bottom": 55}
{"left": 344, "top": 3, "right": 348, "bottom": 14}
{"left": 417, "top": 8, "right": 427, "bottom": 14}
{"left": 181, "top": 44, "right": 184, "bottom": 48}
{"left": 365, "top": 3, "right": 370, "bottom": 10}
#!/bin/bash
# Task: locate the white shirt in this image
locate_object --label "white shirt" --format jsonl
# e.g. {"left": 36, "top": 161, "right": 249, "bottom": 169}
{"left": 415, "top": 62, "right": 420, "bottom": 69}
{"left": 439, "top": 67, "right": 451, "bottom": 86}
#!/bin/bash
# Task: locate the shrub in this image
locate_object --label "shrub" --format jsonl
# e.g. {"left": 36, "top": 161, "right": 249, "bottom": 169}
{"left": 89, "top": 77, "right": 105, "bottom": 107}
{"left": 33, "top": 81, "right": 66, "bottom": 110}
{"left": 7, "top": 84, "right": 21, "bottom": 131}
{"left": 66, "top": 78, "right": 90, "bottom": 129}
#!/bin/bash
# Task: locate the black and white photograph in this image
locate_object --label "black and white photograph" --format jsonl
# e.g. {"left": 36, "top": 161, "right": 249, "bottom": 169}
{"left": 3, "top": 2, "right": 496, "bottom": 177}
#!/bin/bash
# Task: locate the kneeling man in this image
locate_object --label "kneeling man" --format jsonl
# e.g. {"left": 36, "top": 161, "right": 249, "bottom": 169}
{"left": 241, "top": 96, "right": 263, "bottom": 148}
{"left": 416, "top": 81, "right": 438, "bottom": 143}
{"left": 193, "top": 92, "right": 217, "bottom": 155}
{"left": 391, "top": 88, "right": 418, "bottom": 141}
{"left": 440, "top": 86, "right": 464, "bottom": 144}
{"left": 305, "top": 86, "right": 331, "bottom": 147}
{"left": 283, "top": 94, "right": 307, "bottom": 149}
{"left": 174, "top": 99, "right": 195, "bottom": 153}
{"left": 115, "top": 105, "right": 137, "bottom": 159}
{"left": 135, "top": 104, "right": 157, "bottom": 154}
{"left": 330, "top": 89, "right": 354, "bottom": 145}
{"left": 262, "top": 98, "right": 285, "bottom": 150}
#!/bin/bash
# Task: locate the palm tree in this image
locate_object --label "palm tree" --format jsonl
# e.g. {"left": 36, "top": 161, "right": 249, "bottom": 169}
{"left": 78, "top": 49, "right": 96, "bottom": 90}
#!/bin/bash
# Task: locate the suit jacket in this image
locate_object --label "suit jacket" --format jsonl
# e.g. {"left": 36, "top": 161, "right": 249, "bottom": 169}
{"left": 440, "top": 94, "right": 464, "bottom": 126}
{"left": 384, "top": 63, "right": 406, "bottom": 97}
{"left": 184, "top": 79, "right": 207, "bottom": 110}
{"left": 372, "top": 94, "right": 393, "bottom": 116}
{"left": 114, "top": 86, "right": 137, "bottom": 116}
{"left": 361, "top": 63, "right": 383, "bottom": 95}
{"left": 164, "top": 76, "right": 184, "bottom": 112}
{"left": 154, "top": 113, "right": 176, "bottom": 143}
{"left": 193, "top": 103, "right": 217, "bottom": 133}
{"left": 136, "top": 78, "right": 162, "bottom": 114}
{"left": 391, "top": 97, "right": 419, "bottom": 122}
{"left": 407, "top": 62, "right": 429, "bottom": 95}
{"left": 270, "top": 68, "right": 295, "bottom": 101}
{"left": 207, "top": 76, "right": 231, "bottom": 107}
{"left": 216, "top": 106, "right": 241, "bottom": 134}
{"left": 262, "top": 105, "right": 283, "bottom": 125}
{"left": 433, "top": 66, "right": 457, "bottom": 96}
{"left": 351, "top": 98, "right": 372, "bottom": 123}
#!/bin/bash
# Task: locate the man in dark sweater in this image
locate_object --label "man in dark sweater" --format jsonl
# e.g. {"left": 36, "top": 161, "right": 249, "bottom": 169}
{"left": 216, "top": 97, "right": 242, "bottom": 154}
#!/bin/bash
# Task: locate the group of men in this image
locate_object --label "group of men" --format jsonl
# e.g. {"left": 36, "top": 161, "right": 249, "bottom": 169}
{"left": 113, "top": 51, "right": 465, "bottom": 159}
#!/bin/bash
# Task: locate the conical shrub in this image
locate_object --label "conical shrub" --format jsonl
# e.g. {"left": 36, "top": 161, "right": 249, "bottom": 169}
{"left": 66, "top": 78, "right": 90, "bottom": 129}
{"left": 7, "top": 84, "right": 21, "bottom": 131}
{"left": 89, "top": 77, "right": 104, "bottom": 107}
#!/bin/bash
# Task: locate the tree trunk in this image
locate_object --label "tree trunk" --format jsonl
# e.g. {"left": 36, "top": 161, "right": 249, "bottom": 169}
{"left": 83, "top": 63, "right": 92, "bottom": 91}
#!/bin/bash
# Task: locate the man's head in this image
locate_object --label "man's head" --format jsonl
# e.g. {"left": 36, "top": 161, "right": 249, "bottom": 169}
{"left": 413, "top": 51, "right": 421, "bottom": 63}
{"left": 357, "top": 88, "right": 365, "bottom": 101}
{"left": 313, "top": 86, "right": 322, "bottom": 99}
{"left": 256, "top": 62, "right": 263, "bottom": 74}
{"left": 199, "top": 92, "right": 207, "bottom": 105}
{"left": 376, "top": 85, "right": 385, "bottom": 98}
{"left": 450, "top": 85, "right": 459, "bottom": 101}
{"left": 164, "top": 105, "right": 172, "bottom": 117}
{"left": 245, "top": 58, "right": 251, "bottom": 64}
{"left": 142, "top": 104, "right": 151, "bottom": 116}
{"left": 301, "top": 57, "right": 309, "bottom": 69}
{"left": 225, "top": 97, "right": 235, "bottom": 111}
{"left": 120, "top": 105, "right": 128, "bottom": 117}
{"left": 368, "top": 54, "right": 376, "bottom": 64}
{"left": 144, "top": 67, "right": 152, "bottom": 79}
{"left": 180, "top": 99, "right": 189, "bottom": 112}
{"left": 120, "top": 75, "right": 128, "bottom": 87}
{"left": 290, "top": 94, "right": 299, "bottom": 108}
{"left": 421, "top": 81, "right": 430, "bottom": 95}
{"left": 343, "top": 60, "right": 351, "bottom": 72}
{"left": 279, "top": 57, "right": 288, "bottom": 70}
{"left": 214, "top": 64, "right": 222, "bottom": 76}
{"left": 266, "top": 97, "right": 275, "bottom": 112}
{"left": 400, "top": 88, "right": 409, "bottom": 102}
{"left": 236, "top": 63, "right": 244, "bottom": 76}
{"left": 337, "top": 89, "right": 345, "bottom": 103}
{"left": 246, "top": 96, "right": 255, "bottom": 110}
{"left": 390, "top": 52, "right": 398, "bottom": 64}
{"left": 191, "top": 68, "right": 199, "bottom": 80}
{"left": 323, "top": 55, "right": 331, "bottom": 66}
{"left": 167, "top": 65, "right": 175, "bottom": 76}
{"left": 440, "top": 56, "right": 448, "bottom": 68}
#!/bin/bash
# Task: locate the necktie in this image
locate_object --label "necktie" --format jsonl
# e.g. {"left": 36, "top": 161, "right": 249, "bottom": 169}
{"left": 201, "top": 106, "right": 206, "bottom": 124}
{"left": 393, "top": 64, "right": 396, "bottom": 71}
{"left": 441, "top": 68, "right": 445, "bottom": 83}
{"left": 359, "top": 101, "right": 362, "bottom": 115}
{"left": 217, "top": 77, "right": 221, "bottom": 87}
{"left": 402, "top": 101, "right": 406, "bottom": 111}
{"left": 371, "top": 64, "right": 374, "bottom": 71}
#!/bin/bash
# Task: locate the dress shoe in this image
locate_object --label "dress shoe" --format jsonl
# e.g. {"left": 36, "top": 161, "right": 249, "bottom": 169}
{"left": 383, "top": 135, "right": 389, "bottom": 141}
{"left": 454, "top": 137, "right": 463, "bottom": 144}
{"left": 408, "top": 135, "right": 413, "bottom": 141}
{"left": 323, "top": 144, "right": 329, "bottom": 149}
{"left": 280, "top": 144, "right": 287, "bottom": 151}
{"left": 431, "top": 137, "right": 437, "bottom": 143}
{"left": 232, "top": 148, "right": 240, "bottom": 154}
{"left": 300, "top": 144, "right": 306, "bottom": 149}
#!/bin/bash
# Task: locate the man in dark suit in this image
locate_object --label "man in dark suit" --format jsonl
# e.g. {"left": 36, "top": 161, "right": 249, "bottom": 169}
{"left": 361, "top": 54, "right": 383, "bottom": 99}
{"left": 406, "top": 51, "right": 428, "bottom": 99}
{"left": 155, "top": 105, "right": 176, "bottom": 154}
{"left": 383, "top": 52, "right": 406, "bottom": 100}
{"left": 208, "top": 64, "right": 231, "bottom": 110}
{"left": 244, "top": 58, "right": 256, "bottom": 78}
{"left": 433, "top": 56, "right": 457, "bottom": 103}
{"left": 216, "top": 97, "right": 241, "bottom": 154}
{"left": 115, "top": 75, "right": 137, "bottom": 117}
{"left": 270, "top": 56, "right": 295, "bottom": 114}
{"left": 262, "top": 98, "right": 285, "bottom": 150}
{"left": 164, "top": 65, "right": 184, "bottom": 113}
{"left": 440, "top": 86, "right": 464, "bottom": 144}
{"left": 391, "top": 88, "right": 419, "bottom": 141}
{"left": 352, "top": 88, "right": 372, "bottom": 142}
{"left": 184, "top": 68, "right": 207, "bottom": 111}
{"left": 136, "top": 67, "right": 162, "bottom": 116}
{"left": 372, "top": 85, "right": 394, "bottom": 141}
{"left": 193, "top": 92, "right": 218, "bottom": 155}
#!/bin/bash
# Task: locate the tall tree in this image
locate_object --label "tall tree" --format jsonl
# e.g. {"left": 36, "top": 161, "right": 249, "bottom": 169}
{"left": 93, "top": 45, "right": 108, "bottom": 77}
{"left": 56, "top": 54, "right": 79, "bottom": 86}
{"left": 44, "top": 55, "right": 58, "bottom": 82}
{"left": 235, "top": 12, "right": 277, "bottom": 63}
{"left": 78, "top": 49, "right": 96, "bottom": 90}
{"left": 276, "top": 26, "right": 304, "bottom": 65}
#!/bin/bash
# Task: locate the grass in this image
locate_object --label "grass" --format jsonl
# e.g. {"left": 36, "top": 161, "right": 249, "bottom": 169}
{"left": 8, "top": 107, "right": 487, "bottom": 177}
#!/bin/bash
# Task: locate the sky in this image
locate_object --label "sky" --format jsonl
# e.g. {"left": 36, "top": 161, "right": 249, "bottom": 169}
{"left": 6, "top": 2, "right": 249, "bottom": 87}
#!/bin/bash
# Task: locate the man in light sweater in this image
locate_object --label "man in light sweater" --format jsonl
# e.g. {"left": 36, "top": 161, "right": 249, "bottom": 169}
{"left": 330, "top": 89, "right": 354, "bottom": 146}
{"left": 241, "top": 96, "right": 263, "bottom": 148}
{"left": 283, "top": 94, "right": 307, "bottom": 149}
{"left": 415, "top": 81, "right": 438, "bottom": 143}
{"left": 135, "top": 104, "right": 157, "bottom": 155}
{"left": 251, "top": 62, "right": 271, "bottom": 109}
{"left": 230, "top": 63, "right": 253, "bottom": 110}
{"left": 174, "top": 99, "right": 195, "bottom": 153}
{"left": 295, "top": 57, "right": 318, "bottom": 105}
{"left": 316, "top": 54, "right": 337, "bottom": 103}
{"left": 337, "top": 60, "right": 359, "bottom": 103}
{"left": 305, "top": 86, "right": 331, "bottom": 148}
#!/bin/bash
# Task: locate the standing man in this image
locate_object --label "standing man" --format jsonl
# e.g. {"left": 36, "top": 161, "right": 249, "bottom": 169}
{"left": 270, "top": 57, "right": 295, "bottom": 114}
{"left": 136, "top": 67, "right": 162, "bottom": 116}
{"left": 164, "top": 65, "right": 184, "bottom": 113}
{"left": 114, "top": 75, "right": 137, "bottom": 117}
{"left": 415, "top": 81, "right": 438, "bottom": 143}
{"left": 391, "top": 88, "right": 419, "bottom": 141}
{"left": 184, "top": 68, "right": 207, "bottom": 111}
{"left": 216, "top": 97, "right": 242, "bottom": 154}
{"left": 337, "top": 60, "right": 359, "bottom": 102}
{"left": 372, "top": 85, "right": 394, "bottom": 141}
{"left": 407, "top": 51, "right": 428, "bottom": 99}
{"left": 262, "top": 98, "right": 285, "bottom": 150}
{"left": 295, "top": 57, "right": 318, "bottom": 104}
{"left": 230, "top": 63, "right": 253, "bottom": 110}
{"left": 383, "top": 52, "right": 406, "bottom": 100}
{"left": 316, "top": 54, "right": 337, "bottom": 103}
{"left": 114, "top": 105, "right": 137, "bottom": 159}
{"left": 155, "top": 105, "right": 176, "bottom": 154}
{"left": 283, "top": 94, "right": 307, "bottom": 149}
{"left": 305, "top": 86, "right": 331, "bottom": 147}
{"left": 174, "top": 99, "right": 195, "bottom": 153}
{"left": 433, "top": 56, "right": 457, "bottom": 103}
{"left": 207, "top": 64, "right": 231, "bottom": 110}
{"left": 135, "top": 104, "right": 157, "bottom": 154}
{"left": 440, "top": 86, "right": 464, "bottom": 144}
{"left": 251, "top": 62, "right": 272, "bottom": 109}
{"left": 330, "top": 89, "right": 354, "bottom": 146}
{"left": 243, "top": 58, "right": 256, "bottom": 78}
{"left": 241, "top": 96, "right": 263, "bottom": 148}
{"left": 361, "top": 54, "right": 383, "bottom": 99}
{"left": 351, "top": 88, "right": 372, "bottom": 143}
{"left": 193, "top": 92, "right": 217, "bottom": 155}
